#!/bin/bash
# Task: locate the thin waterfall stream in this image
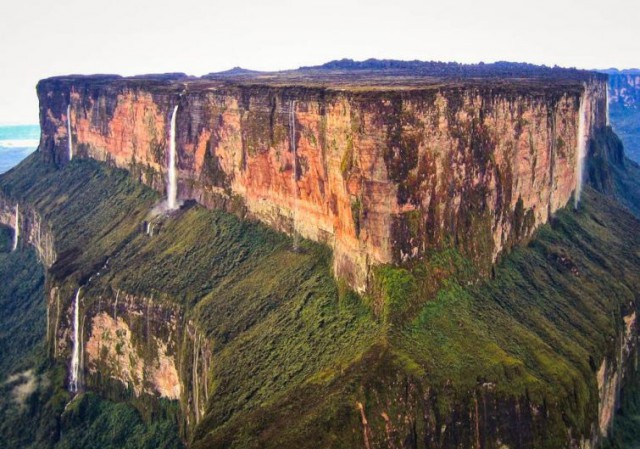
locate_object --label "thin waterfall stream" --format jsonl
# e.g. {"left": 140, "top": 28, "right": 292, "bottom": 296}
{"left": 12, "top": 203, "right": 19, "bottom": 251}
{"left": 167, "top": 105, "right": 179, "bottom": 210}
{"left": 69, "top": 288, "right": 81, "bottom": 393}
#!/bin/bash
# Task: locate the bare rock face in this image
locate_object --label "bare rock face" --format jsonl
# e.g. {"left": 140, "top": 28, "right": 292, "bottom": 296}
{"left": 47, "top": 287, "right": 183, "bottom": 398}
{"left": 0, "top": 196, "right": 56, "bottom": 266}
{"left": 46, "top": 283, "right": 212, "bottom": 431}
{"left": 36, "top": 74, "right": 608, "bottom": 291}
{"left": 597, "top": 310, "right": 638, "bottom": 436}
{"left": 83, "top": 299, "right": 181, "bottom": 400}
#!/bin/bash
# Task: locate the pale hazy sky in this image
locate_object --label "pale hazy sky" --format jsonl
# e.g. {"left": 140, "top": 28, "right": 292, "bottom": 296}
{"left": 0, "top": 0, "right": 637, "bottom": 124}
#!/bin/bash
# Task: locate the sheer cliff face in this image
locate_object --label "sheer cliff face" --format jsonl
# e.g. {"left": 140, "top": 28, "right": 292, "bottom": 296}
{"left": 46, "top": 284, "right": 210, "bottom": 429}
{"left": 607, "top": 71, "right": 640, "bottom": 162}
{"left": 0, "top": 197, "right": 56, "bottom": 267}
{"left": 37, "top": 77, "right": 608, "bottom": 291}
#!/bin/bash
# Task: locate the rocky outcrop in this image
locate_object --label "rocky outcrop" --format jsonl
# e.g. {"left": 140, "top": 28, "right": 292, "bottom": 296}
{"left": 37, "top": 73, "right": 607, "bottom": 291}
{"left": 81, "top": 290, "right": 182, "bottom": 399}
{"left": 0, "top": 153, "right": 213, "bottom": 441}
{"left": 45, "top": 281, "right": 210, "bottom": 438}
{"left": 0, "top": 196, "right": 56, "bottom": 266}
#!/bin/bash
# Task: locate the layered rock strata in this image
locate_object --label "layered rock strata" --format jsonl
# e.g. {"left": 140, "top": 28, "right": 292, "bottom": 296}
{"left": 0, "top": 197, "right": 56, "bottom": 266}
{"left": 37, "top": 74, "right": 607, "bottom": 291}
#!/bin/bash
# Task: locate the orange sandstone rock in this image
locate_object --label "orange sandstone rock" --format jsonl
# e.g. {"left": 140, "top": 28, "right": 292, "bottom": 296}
{"left": 37, "top": 76, "right": 608, "bottom": 291}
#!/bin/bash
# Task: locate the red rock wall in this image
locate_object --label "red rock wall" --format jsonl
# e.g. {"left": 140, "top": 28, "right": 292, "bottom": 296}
{"left": 37, "top": 78, "right": 608, "bottom": 291}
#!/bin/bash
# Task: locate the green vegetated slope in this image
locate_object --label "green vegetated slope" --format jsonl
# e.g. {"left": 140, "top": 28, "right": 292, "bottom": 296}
{"left": 589, "top": 130, "right": 640, "bottom": 449}
{"left": 0, "top": 157, "right": 183, "bottom": 449}
{"left": 189, "top": 186, "right": 640, "bottom": 449}
{"left": 189, "top": 129, "right": 640, "bottom": 449}
{"left": 0, "top": 225, "right": 45, "bottom": 378}
{"left": 0, "top": 154, "right": 158, "bottom": 284}
{"left": 101, "top": 204, "right": 380, "bottom": 429}
{"left": 0, "top": 226, "right": 182, "bottom": 449}
{"left": 0, "top": 154, "right": 381, "bottom": 448}
{"left": 2, "top": 135, "right": 640, "bottom": 448}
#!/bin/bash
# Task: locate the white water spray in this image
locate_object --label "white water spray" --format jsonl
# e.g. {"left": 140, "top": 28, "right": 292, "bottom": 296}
{"left": 12, "top": 204, "right": 19, "bottom": 251}
{"left": 167, "top": 105, "right": 179, "bottom": 210}
{"left": 289, "top": 100, "right": 299, "bottom": 251}
{"left": 69, "top": 288, "right": 81, "bottom": 393}
{"left": 574, "top": 88, "right": 588, "bottom": 209}
{"left": 67, "top": 104, "right": 73, "bottom": 161}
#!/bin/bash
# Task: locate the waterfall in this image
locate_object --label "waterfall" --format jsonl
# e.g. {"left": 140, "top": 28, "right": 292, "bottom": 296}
{"left": 574, "top": 88, "right": 588, "bottom": 209}
{"left": 167, "top": 105, "right": 179, "bottom": 210}
{"left": 12, "top": 203, "right": 19, "bottom": 251}
{"left": 67, "top": 104, "right": 73, "bottom": 161}
{"left": 144, "top": 220, "right": 154, "bottom": 236}
{"left": 606, "top": 85, "right": 610, "bottom": 126}
{"left": 69, "top": 288, "right": 81, "bottom": 393}
{"left": 289, "top": 100, "right": 299, "bottom": 251}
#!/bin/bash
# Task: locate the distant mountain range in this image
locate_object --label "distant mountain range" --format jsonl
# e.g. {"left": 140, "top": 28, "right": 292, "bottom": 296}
{"left": 205, "top": 58, "right": 604, "bottom": 81}
{"left": 599, "top": 68, "right": 640, "bottom": 75}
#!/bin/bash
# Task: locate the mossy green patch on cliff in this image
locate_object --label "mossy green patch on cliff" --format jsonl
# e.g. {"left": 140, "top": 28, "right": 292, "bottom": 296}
{"left": 339, "top": 134, "right": 354, "bottom": 177}
{"left": 242, "top": 109, "right": 272, "bottom": 156}
{"left": 350, "top": 197, "right": 362, "bottom": 237}
{"left": 144, "top": 111, "right": 165, "bottom": 166}
{"left": 180, "top": 178, "right": 640, "bottom": 449}
{"left": 0, "top": 227, "right": 182, "bottom": 449}
{"left": 371, "top": 265, "right": 417, "bottom": 323}
{"left": 194, "top": 186, "right": 640, "bottom": 449}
